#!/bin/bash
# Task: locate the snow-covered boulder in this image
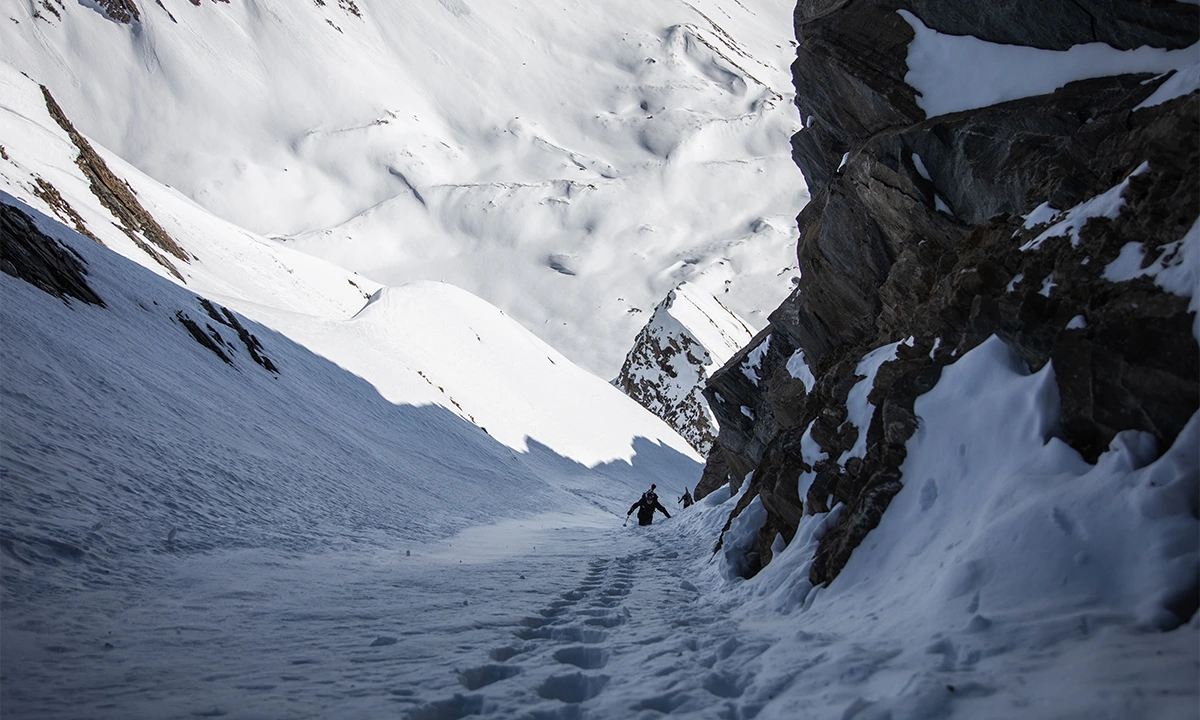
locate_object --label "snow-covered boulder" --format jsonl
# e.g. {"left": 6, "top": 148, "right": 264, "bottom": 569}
{"left": 613, "top": 282, "right": 754, "bottom": 455}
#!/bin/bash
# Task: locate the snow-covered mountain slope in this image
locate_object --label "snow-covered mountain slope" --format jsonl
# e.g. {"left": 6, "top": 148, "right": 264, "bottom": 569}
{"left": 0, "top": 62, "right": 700, "bottom": 471}
{"left": 0, "top": 187, "right": 699, "bottom": 718}
{"left": 0, "top": 186, "right": 700, "bottom": 552}
{"left": 0, "top": 62, "right": 375, "bottom": 320}
{"left": 2, "top": 0, "right": 806, "bottom": 377}
{"left": 615, "top": 281, "right": 754, "bottom": 455}
{"left": 0, "top": 42, "right": 706, "bottom": 610}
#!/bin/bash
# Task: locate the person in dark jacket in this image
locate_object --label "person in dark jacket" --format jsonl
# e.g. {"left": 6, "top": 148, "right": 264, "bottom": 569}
{"left": 628, "top": 484, "right": 671, "bottom": 526}
{"left": 679, "top": 487, "right": 694, "bottom": 508}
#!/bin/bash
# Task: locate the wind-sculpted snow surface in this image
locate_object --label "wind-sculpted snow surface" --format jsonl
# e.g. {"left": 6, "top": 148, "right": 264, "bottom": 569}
{"left": 0, "top": 192, "right": 702, "bottom": 716}
{"left": 0, "top": 64, "right": 700, "bottom": 469}
{"left": 1, "top": 0, "right": 805, "bottom": 376}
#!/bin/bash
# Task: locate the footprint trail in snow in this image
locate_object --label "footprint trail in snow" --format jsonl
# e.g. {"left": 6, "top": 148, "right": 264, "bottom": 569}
{"left": 406, "top": 533, "right": 766, "bottom": 720}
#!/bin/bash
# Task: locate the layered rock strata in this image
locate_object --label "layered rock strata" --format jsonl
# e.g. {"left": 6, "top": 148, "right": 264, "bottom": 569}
{"left": 704, "top": 0, "right": 1199, "bottom": 586}
{"left": 40, "top": 86, "right": 189, "bottom": 281}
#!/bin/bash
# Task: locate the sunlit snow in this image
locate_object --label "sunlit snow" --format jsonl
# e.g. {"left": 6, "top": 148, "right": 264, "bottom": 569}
{"left": 0, "top": 0, "right": 807, "bottom": 377}
{"left": 1, "top": 2, "right": 1196, "bottom": 718}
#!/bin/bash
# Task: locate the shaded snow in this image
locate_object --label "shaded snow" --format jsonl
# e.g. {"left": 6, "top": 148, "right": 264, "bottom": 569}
{"left": 1021, "top": 162, "right": 1149, "bottom": 251}
{"left": 740, "top": 334, "right": 771, "bottom": 386}
{"left": 1103, "top": 215, "right": 1200, "bottom": 340}
{"left": 2, "top": 195, "right": 1196, "bottom": 719}
{"left": 676, "top": 336, "right": 1200, "bottom": 719}
{"left": 838, "top": 340, "right": 904, "bottom": 465}
{"left": 1135, "top": 63, "right": 1200, "bottom": 110}
{"left": 785, "top": 347, "right": 815, "bottom": 392}
{"left": 0, "top": 191, "right": 703, "bottom": 716}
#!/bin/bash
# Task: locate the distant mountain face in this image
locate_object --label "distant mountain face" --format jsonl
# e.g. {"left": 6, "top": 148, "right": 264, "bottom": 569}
{"left": 0, "top": 61, "right": 701, "bottom": 473}
{"left": 614, "top": 282, "right": 754, "bottom": 455}
{"left": 2, "top": 0, "right": 805, "bottom": 377}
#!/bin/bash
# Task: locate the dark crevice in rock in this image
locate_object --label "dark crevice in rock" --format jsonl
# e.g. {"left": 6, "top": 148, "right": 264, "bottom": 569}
{"left": 1, "top": 201, "right": 105, "bottom": 307}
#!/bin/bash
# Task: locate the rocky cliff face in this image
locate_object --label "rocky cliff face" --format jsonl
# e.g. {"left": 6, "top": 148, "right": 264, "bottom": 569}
{"left": 615, "top": 282, "right": 755, "bottom": 455}
{"left": 704, "top": 0, "right": 1199, "bottom": 586}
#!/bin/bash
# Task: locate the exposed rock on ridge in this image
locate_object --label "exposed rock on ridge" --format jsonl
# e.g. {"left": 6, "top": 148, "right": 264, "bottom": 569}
{"left": 97, "top": 0, "right": 140, "bottom": 23}
{"left": 615, "top": 282, "right": 755, "bottom": 455}
{"left": 40, "top": 86, "right": 189, "bottom": 281}
{"left": 704, "top": 0, "right": 1199, "bottom": 587}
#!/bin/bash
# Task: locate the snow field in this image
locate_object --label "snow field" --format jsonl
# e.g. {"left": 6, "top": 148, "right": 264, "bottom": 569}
{"left": 0, "top": 191, "right": 702, "bottom": 716}
{"left": 1, "top": 0, "right": 806, "bottom": 376}
{"left": 0, "top": 64, "right": 700, "bottom": 469}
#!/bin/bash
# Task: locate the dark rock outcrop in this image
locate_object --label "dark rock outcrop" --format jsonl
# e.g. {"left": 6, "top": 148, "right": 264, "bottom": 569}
{"left": 175, "top": 298, "right": 281, "bottom": 374}
{"left": 199, "top": 297, "right": 280, "bottom": 373}
{"left": 790, "top": 0, "right": 1198, "bottom": 195}
{"left": 706, "top": 1, "right": 1199, "bottom": 585}
{"left": 30, "top": 176, "right": 101, "bottom": 245}
{"left": 1, "top": 201, "right": 104, "bottom": 307}
{"left": 97, "top": 0, "right": 140, "bottom": 23}
{"left": 616, "top": 283, "right": 754, "bottom": 456}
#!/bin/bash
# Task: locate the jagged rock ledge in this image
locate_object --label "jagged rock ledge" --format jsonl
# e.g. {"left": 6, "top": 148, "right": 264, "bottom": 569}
{"left": 703, "top": 0, "right": 1199, "bottom": 588}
